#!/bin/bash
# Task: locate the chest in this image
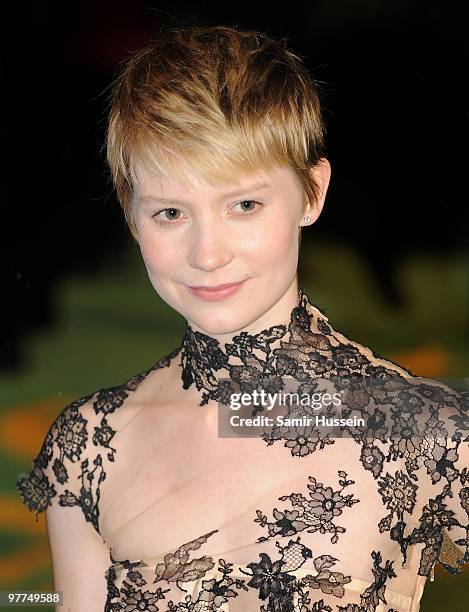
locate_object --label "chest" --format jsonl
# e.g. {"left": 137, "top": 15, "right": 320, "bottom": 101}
{"left": 98, "top": 404, "right": 410, "bottom": 570}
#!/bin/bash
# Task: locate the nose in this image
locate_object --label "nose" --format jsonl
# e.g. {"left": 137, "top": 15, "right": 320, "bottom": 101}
{"left": 188, "top": 218, "right": 234, "bottom": 272}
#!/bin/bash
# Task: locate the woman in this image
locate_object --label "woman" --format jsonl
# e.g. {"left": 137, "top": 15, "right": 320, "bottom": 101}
{"left": 17, "top": 25, "right": 468, "bottom": 612}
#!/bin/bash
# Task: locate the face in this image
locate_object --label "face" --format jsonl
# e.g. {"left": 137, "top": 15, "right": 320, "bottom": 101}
{"left": 132, "top": 163, "right": 328, "bottom": 339}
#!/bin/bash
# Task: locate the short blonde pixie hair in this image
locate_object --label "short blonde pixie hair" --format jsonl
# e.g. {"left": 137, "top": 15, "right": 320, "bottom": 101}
{"left": 105, "top": 25, "right": 326, "bottom": 241}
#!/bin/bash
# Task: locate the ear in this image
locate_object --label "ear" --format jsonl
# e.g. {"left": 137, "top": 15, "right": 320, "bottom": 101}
{"left": 302, "top": 158, "right": 331, "bottom": 225}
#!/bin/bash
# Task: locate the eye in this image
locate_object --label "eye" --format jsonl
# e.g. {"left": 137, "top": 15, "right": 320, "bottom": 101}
{"left": 152, "top": 207, "right": 183, "bottom": 227}
{"left": 151, "top": 199, "right": 263, "bottom": 227}
{"left": 232, "top": 199, "right": 262, "bottom": 217}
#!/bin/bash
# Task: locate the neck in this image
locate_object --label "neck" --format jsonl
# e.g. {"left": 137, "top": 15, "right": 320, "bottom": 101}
{"left": 178, "top": 284, "right": 328, "bottom": 406}
{"left": 183, "top": 278, "right": 302, "bottom": 345}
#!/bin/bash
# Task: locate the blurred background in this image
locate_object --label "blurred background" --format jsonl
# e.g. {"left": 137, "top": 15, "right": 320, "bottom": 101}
{"left": 1, "top": 1, "right": 468, "bottom": 610}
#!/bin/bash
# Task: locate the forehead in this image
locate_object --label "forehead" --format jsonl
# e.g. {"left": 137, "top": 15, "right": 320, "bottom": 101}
{"left": 133, "top": 163, "right": 296, "bottom": 199}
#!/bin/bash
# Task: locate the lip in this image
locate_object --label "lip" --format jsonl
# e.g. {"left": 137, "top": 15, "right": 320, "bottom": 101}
{"left": 187, "top": 279, "right": 247, "bottom": 302}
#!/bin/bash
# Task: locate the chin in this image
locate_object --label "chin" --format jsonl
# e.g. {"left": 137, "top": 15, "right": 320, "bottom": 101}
{"left": 189, "top": 311, "right": 256, "bottom": 336}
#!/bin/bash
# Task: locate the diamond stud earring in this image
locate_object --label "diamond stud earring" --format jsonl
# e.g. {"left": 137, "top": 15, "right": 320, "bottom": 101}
{"left": 303, "top": 215, "right": 311, "bottom": 225}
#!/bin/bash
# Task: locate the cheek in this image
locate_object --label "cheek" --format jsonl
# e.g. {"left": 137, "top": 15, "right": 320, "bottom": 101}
{"left": 240, "top": 214, "right": 298, "bottom": 264}
{"left": 137, "top": 225, "right": 178, "bottom": 276}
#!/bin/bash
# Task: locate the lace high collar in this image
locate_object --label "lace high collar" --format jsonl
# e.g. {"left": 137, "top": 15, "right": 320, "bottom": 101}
{"left": 178, "top": 286, "right": 333, "bottom": 406}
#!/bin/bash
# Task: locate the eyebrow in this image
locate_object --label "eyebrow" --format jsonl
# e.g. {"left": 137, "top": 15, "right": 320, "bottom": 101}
{"left": 137, "top": 182, "right": 271, "bottom": 206}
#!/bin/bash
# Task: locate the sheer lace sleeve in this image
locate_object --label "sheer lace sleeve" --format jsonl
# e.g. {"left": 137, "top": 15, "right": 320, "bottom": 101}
{"left": 16, "top": 353, "right": 179, "bottom": 544}
{"left": 432, "top": 386, "right": 469, "bottom": 573}
{"left": 408, "top": 382, "right": 469, "bottom": 576}
{"left": 16, "top": 390, "right": 106, "bottom": 539}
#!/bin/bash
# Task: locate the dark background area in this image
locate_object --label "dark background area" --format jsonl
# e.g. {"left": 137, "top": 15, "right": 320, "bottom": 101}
{"left": 2, "top": 0, "right": 468, "bottom": 369}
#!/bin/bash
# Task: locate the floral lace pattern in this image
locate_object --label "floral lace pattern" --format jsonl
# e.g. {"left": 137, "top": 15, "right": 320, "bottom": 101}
{"left": 17, "top": 288, "right": 469, "bottom": 611}
{"left": 255, "top": 471, "right": 359, "bottom": 545}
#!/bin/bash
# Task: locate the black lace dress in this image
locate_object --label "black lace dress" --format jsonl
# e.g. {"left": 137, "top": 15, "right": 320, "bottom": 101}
{"left": 17, "top": 288, "right": 469, "bottom": 611}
